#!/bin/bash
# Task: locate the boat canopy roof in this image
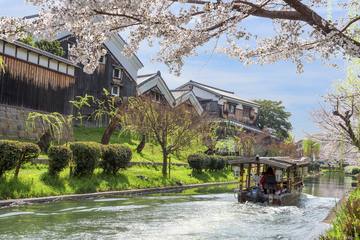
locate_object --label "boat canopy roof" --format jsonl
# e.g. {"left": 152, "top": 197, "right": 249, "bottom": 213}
{"left": 229, "top": 156, "right": 310, "bottom": 169}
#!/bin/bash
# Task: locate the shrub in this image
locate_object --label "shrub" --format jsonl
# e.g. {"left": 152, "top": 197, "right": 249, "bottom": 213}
{"left": 14, "top": 142, "right": 40, "bottom": 178}
{"left": 0, "top": 141, "right": 22, "bottom": 177}
{"left": 188, "top": 154, "right": 206, "bottom": 172}
{"left": 101, "top": 144, "right": 132, "bottom": 174}
{"left": 48, "top": 145, "right": 72, "bottom": 176}
{"left": 321, "top": 188, "right": 360, "bottom": 240}
{"left": 351, "top": 167, "right": 360, "bottom": 175}
{"left": 216, "top": 158, "right": 226, "bottom": 171}
{"left": 70, "top": 142, "right": 102, "bottom": 176}
{"left": 188, "top": 154, "right": 227, "bottom": 172}
{"left": 206, "top": 155, "right": 217, "bottom": 171}
{"left": 308, "top": 162, "right": 320, "bottom": 172}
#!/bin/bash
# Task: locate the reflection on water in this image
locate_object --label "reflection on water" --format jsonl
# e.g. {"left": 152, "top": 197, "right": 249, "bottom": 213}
{"left": 0, "top": 173, "right": 353, "bottom": 240}
{"left": 304, "top": 172, "right": 353, "bottom": 198}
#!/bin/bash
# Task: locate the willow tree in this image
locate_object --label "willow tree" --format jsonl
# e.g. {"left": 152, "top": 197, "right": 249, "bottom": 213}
{"left": 126, "top": 96, "right": 203, "bottom": 177}
{"left": 0, "top": 0, "right": 359, "bottom": 74}
{"left": 302, "top": 139, "right": 320, "bottom": 160}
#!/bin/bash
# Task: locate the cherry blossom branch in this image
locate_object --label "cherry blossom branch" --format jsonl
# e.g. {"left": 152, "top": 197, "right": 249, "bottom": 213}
{"left": 341, "top": 15, "right": 360, "bottom": 32}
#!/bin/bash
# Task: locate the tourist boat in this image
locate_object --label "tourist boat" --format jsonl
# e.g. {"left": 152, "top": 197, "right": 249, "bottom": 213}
{"left": 230, "top": 156, "right": 310, "bottom": 205}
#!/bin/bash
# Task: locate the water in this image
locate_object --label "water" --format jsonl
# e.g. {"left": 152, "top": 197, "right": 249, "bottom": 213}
{"left": 0, "top": 173, "right": 353, "bottom": 240}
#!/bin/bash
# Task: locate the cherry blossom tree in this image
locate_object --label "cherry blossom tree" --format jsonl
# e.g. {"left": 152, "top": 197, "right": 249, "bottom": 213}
{"left": 1, "top": 0, "right": 360, "bottom": 74}
{"left": 313, "top": 67, "right": 360, "bottom": 163}
{"left": 126, "top": 96, "right": 203, "bottom": 177}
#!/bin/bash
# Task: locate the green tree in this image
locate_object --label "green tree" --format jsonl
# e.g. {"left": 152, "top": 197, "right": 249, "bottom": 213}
{"left": 70, "top": 89, "right": 123, "bottom": 145}
{"left": 34, "top": 40, "right": 65, "bottom": 57}
{"left": 302, "top": 139, "right": 320, "bottom": 160}
{"left": 19, "top": 36, "right": 65, "bottom": 57}
{"left": 254, "top": 100, "right": 292, "bottom": 140}
{"left": 0, "top": 57, "right": 4, "bottom": 73}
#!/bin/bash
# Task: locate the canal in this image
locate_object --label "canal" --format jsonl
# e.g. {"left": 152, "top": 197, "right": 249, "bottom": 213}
{"left": 0, "top": 173, "right": 354, "bottom": 240}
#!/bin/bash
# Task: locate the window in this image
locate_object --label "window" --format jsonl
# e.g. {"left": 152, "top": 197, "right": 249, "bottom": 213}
{"left": 111, "top": 86, "right": 120, "bottom": 96}
{"left": 152, "top": 92, "right": 161, "bottom": 102}
{"left": 99, "top": 56, "right": 106, "bottom": 64}
{"left": 243, "top": 106, "right": 251, "bottom": 117}
{"left": 113, "top": 68, "right": 122, "bottom": 79}
{"left": 229, "top": 104, "right": 236, "bottom": 114}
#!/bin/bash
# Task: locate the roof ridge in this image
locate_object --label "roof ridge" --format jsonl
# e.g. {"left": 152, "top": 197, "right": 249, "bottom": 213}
{"left": 189, "top": 80, "right": 235, "bottom": 94}
{"left": 137, "top": 72, "right": 158, "bottom": 78}
{"left": 171, "top": 89, "right": 189, "bottom": 92}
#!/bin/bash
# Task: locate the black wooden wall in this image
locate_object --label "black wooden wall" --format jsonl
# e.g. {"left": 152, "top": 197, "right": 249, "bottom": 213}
{"left": 0, "top": 55, "right": 75, "bottom": 114}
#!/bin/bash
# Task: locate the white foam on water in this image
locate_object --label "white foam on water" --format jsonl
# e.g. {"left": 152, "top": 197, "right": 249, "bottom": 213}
{"left": 93, "top": 198, "right": 128, "bottom": 202}
{"left": 73, "top": 204, "right": 148, "bottom": 213}
{"left": 58, "top": 206, "right": 88, "bottom": 212}
{"left": 0, "top": 211, "right": 34, "bottom": 218}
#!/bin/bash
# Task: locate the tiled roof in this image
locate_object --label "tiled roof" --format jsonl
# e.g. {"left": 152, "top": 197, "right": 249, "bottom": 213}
{"left": 171, "top": 90, "right": 190, "bottom": 99}
{"left": 136, "top": 72, "right": 158, "bottom": 86}
{"left": 178, "top": 80, "right": 259, "bottom": 107}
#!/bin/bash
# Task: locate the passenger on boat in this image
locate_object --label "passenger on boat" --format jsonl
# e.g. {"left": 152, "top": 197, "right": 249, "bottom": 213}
{"left": 259, "top": 172, "right": 266, "bottom": 190}
{"left": 261, "top": 167, "right": 277, "bottom": 194}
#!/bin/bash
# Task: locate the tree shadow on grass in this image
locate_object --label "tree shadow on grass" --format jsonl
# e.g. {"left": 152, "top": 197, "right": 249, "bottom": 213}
{"left": 210, "top": 171, "right": 228, "bottom": 181}
{"left": 191, "top": 171, "right": 212, "bottom": 182}
{"left": 0, "top": 177, "right": 32, "bottom": 199}
{"left": 67, "top": 172, "right": 130, "bottom": 194}
{"left": 41, "top": 173, "right": 66, "bottom": 192}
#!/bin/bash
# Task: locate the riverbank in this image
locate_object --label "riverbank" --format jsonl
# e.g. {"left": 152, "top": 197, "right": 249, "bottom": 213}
{"left": 0, "top": 163, "right": 236, "bottom": 200}
{"left": 0, "top": 181, "right": 237, "bottom": 207}
{"left": 320, "top": 187, "right": 359, "bottom": 239}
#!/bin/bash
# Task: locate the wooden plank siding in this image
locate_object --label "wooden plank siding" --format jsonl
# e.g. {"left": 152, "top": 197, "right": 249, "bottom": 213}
{"left": 0, "top": 54, "right": 75, "bottom": 114}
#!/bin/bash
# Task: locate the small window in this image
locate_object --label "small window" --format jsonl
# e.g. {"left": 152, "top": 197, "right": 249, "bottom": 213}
{"left": 229, "top": 104, "right": 236, "bottom": 114}
{"left": 154, "top": 92, "right": 161, "bottom": 102}
{"left": 99, "top": 56, "right": 106, "bottom": 64}
{"left": 113, "top": 68, "right": 122, "bottom": 79}
{"left": 152, "top": 92, "right": 161, "bottom": 102}
{"left": 111, "top": 86, "right": 120, "bottom": 96}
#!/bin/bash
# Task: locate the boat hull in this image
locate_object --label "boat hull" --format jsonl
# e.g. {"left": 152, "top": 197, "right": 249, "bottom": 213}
{"left": 236, "top": 188, "right": 302, "bottom": 206}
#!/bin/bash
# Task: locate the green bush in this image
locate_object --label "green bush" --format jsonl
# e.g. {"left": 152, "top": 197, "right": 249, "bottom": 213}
{"left": 0, "top": 141, "right": 22, "bottom": 177}
{"left": 70, "top": 142, "right": 102, "bottom": 176}
{"left": 216, "top": 158, "right": 226, "bottom": 171}
{"left": 207, "top": 156, "right": 218, "bottom": 171}
{"left": 308, "top": 162, "right": 320, "bottom": 172}
{"left": 321, "top": 188, "right": 360, "bottom": 239}
{"left": 48, "top": 145, "right": 72, "bottom": 176}
{"left": 188, "top": 154, "right": 227, "bottom": 172}
{"left": 14, "top": 142, "right": 40, "bottom": 178}
{"left": 101, "top": 144, "right": 132, "bottom": 174}
{"left": 351, "top": 167, "right": 360, "bottom": 175}
{"left": 188, "top": 154, "right": 206, "bottom": 172}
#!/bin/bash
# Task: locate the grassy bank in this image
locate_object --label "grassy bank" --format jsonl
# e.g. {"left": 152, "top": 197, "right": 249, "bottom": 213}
{"left": 73, "top": 127, "right": 206, "bottom": 164}
{"left": 0, "top": 163, "right": 236, "bottom": 199}
{"left": 321, "top": 188, "right": 360, "bottom": 240}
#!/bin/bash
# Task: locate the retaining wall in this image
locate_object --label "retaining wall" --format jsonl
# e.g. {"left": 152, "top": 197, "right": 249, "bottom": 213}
{"left": 0, "top": 104, "right": 42, "bottom": 140}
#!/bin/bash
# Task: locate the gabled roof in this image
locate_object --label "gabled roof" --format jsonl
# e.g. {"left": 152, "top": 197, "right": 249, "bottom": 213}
{"left": 171, "top": 90, "right": 204, "bottom": 116}
{"left": 215, "top": 119, "right": 263, "bottom": 134}
{"left": 136, "top": 71, "right": 175, "bottom": 106}
{"left": 105, "top": 33, "right": 143, "bottom": 80}
{"left": 228, "top": 157, "right": 310, "bottom": 169}
{"left": 57, "top": 33, "right": 143, "bottom": 80}
{"left": 177, "top": 80, "right": 259, "bottom": 107}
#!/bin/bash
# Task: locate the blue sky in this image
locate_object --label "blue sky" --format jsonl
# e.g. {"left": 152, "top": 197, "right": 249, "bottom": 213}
{"left": 0, "top": 0, "right": 348, "bottom": 140}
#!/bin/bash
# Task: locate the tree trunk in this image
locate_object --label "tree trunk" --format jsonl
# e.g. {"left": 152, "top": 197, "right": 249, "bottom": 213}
{"left": 37, "top": 130, "right": 52, "bottom": 153}
{"left": 162, "top": 150, "right": 168, "bottom": 177}
{"left": 136, "top": 134, "right": 146, "bottom": 153}
{"left": 14, "top": 162, "right": 21, "bottom": 179}
{"left": 101, "top": 116, "right": 120, "bottom": 145}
